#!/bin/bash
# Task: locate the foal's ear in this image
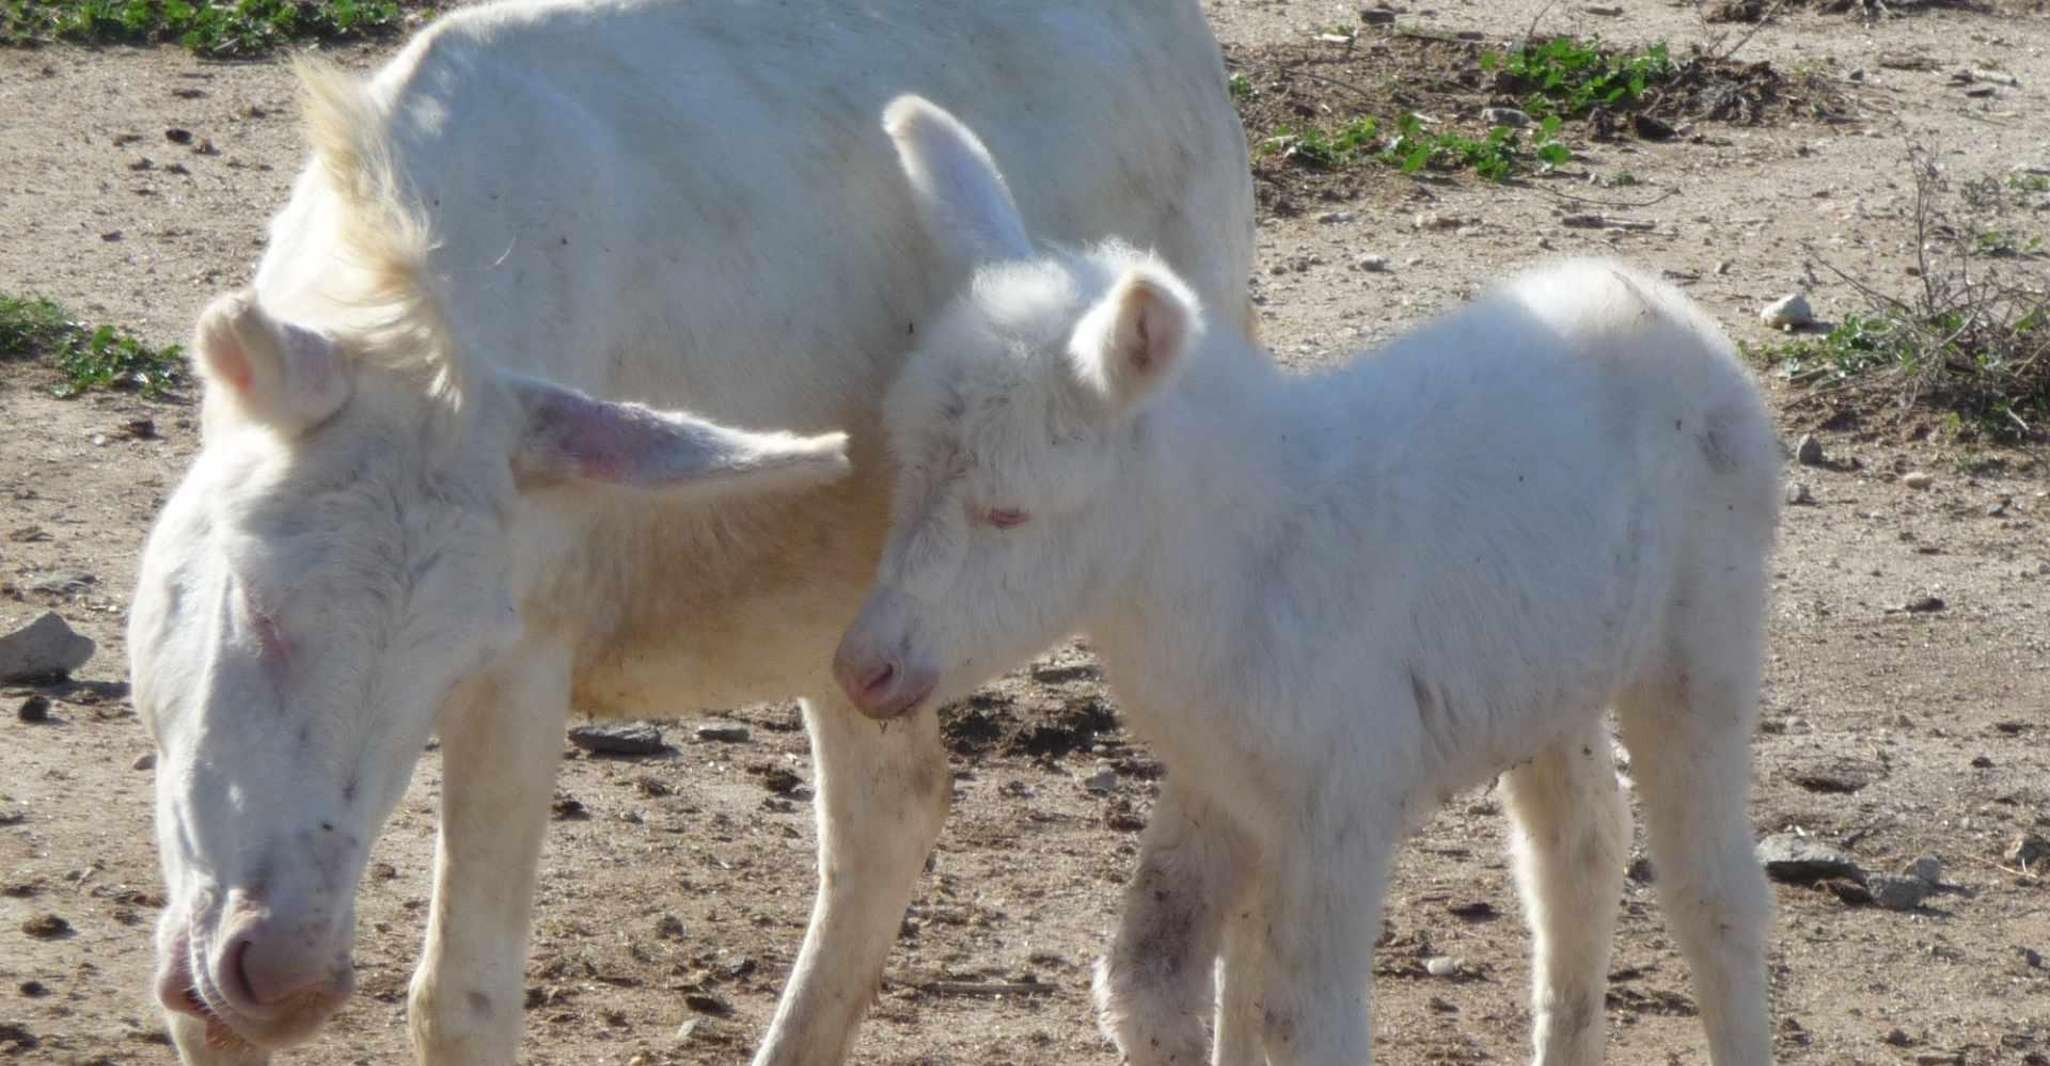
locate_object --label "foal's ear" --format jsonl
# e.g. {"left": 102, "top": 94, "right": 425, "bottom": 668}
{"left": 1069, "top": 265, "right": 1203, "bottom": 417}
{"left": 883, "top": 94, "right": 1034, "bottom": 266}
{"left": 504, "top": 374, "right": 850, "bottom": 498}
{"left": 193, "top": 290, "right": 352, "bottom": 433}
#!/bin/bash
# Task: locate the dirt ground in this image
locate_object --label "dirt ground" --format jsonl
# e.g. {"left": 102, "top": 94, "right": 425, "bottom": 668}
{"left": 4, "top": 1, "right": 2050, "bottom": 1063}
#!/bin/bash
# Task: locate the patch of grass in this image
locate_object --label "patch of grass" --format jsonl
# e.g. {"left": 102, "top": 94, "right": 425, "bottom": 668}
{"left": 1750, "top": 150, "right": 2050, "bottom": 444}
{"left": 2, "top": 0, "right": 409, "bottom": 56}
{"left": 1260, "top": 112, "right": 1569, "bottom": 182}
{"left": 0, "top": 294, "right": 184, "bottom": 398}
{"left": 1481, "top": 37, "right": 1677, "bottom": 119}
{"left": 1228, "top": 72, "right": 1254, "bottom": 102}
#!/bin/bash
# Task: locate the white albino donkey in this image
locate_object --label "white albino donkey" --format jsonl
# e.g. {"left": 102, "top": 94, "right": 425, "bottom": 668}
{"left": 126, "top": 2, "right": 1255, "bottom": 1062}
{"left": 836, "top": 98, "right": 1781, "bottom": 1066}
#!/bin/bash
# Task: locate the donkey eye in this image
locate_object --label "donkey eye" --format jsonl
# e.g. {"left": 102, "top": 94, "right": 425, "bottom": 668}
{"left": 982, "top": 507, "right": 1030, "bottom": 529}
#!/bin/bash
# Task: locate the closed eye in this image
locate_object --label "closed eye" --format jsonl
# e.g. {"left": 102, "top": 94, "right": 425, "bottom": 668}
{"left": 982, "top": 507, "right": 1030, "bottom": 529}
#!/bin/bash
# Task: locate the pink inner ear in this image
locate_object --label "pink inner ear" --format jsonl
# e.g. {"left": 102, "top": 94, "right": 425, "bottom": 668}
{"left": 530, "top": 389, "right": 654, "bottom": 484}
{"left": 208, "top": 336, "right": 255, "bottom": 392}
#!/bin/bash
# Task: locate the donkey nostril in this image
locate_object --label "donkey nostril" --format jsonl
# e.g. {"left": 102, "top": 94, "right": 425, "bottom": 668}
{"left": 228, "top": 937, "right": 263, "bottom": 1006}
{"left": 863, "top": 661, "right": 897, "bottom": 695}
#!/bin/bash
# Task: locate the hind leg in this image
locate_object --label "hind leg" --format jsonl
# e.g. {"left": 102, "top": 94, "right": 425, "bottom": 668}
{"left": 1615, "top": 629, "right": 1774, "bottom": 1064}
{"left": 1500, "top": 720, "right": 1631, "bottom": 1066}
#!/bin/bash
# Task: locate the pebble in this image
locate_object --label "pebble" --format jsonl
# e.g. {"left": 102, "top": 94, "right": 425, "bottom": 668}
{"left": 693, "top": 723, "right": 752, "bottom": 743}
{"left": 684, "top": 991, "right": 734, "bottom": 1016}
{"left": 1901, "top": 595, "right": 1946, "bottom": 614}
{"left": 131, "top": 752, "right": 156, "bottom": 771}
{"left": 1795, "top": 433, "right": 1826, "bottom": 466}
{"left": 654, "top": 914, "right": 685, "bottom": 939}
{"left": 1903, "top": 471, "right": 1934, "bottom": 490}
{"left": 1316, "top": 210, "right": 1355, "bottom": 224}
{"left": 2005, "top": 833, "right": 2049, "bottom": 871}
{"left": 25, "top": 571, "right": 94, "bottom": 596}
{"left": 1904, "top": 855, "right": 1943, "bottom": 884}
{"left": 0, "top": 612, "right": 96, "bottom": 684}
{"left": 20, "top": 914, "right": 69, "bottom": 939}
{"left": 1481, "top": 106, "right": 1532, "bottom": 127}
{"left": 1759, "top": 293, "right": 1815, "bottom": 331}
{"left": 1423, "top": 956, "right": 1463, "bottom": 978}
{"left": 759, "top": 767, "right": 803, "bottom": 795}
{"left": 1083, "top": 768, "right": 1120, "bottom": 794}
{"left": 1354, "top": 254, "right": 1391, "bottom": 273}
{"left": 1868, "top": 874, "right": 1932, "bottom": 911}
{"left": 1757, "top": 833, "right": 1864, "bottom": 884}
{"left": 1785, "top": 481, "right": 1813, "bottom": 506}
{"left": 566, "top": 722, "right": 666, "bottom": 756}
{"left": 16, "top": 695, "right": 51, "bottom": 724}
{"left": 1413, "top": 212, "right": 1463, "bottom": 231}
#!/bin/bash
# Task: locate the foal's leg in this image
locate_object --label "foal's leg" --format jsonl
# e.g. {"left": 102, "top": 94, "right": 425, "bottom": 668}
{"left": 1094, "top": 781, "right": 1257, "bottom": 1066}
{"left": 1615, "top": 619, "right": 1774, "bottom": 1065}
{"left": 408, "top": 644, "right": 571, "bottom": 1064}
{"left": 1500, "top": 720, "right": 1631, "bottom": 1066}
{"left": 1212, "top": 884, "right": 1269, "bottom": 1066}
{"left": 1258, "top": 804, "right": 1395, "bottom": 1066}
{"left": 752, "top": 694, "right": 950, "bottom": 1066}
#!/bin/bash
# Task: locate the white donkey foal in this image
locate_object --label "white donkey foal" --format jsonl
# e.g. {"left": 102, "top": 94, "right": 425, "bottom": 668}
{"left": 836, "top": 98, "right": 1779, "bottom": 1066}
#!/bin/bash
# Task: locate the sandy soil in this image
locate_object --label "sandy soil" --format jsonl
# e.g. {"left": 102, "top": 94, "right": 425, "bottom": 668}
{"left": 3, "top": 2, "right": 2048, "bottom": 1064}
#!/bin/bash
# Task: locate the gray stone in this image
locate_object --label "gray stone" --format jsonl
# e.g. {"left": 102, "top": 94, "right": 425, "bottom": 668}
{"left": 1760, "top": 293, "right": 1815, "bottom": 331}
{"left": 1868, "top": 874, "right": 1931, "bottom": 911}
{"left": 1903, "top": 471, "right": 1935, "bottom": 490}
{"left": 566, "top": 722, "right": 666, "bottom": 756}
{"left": 1355, "top": 254, "right": 1391, "bottom": 273}
{"left": 1082, "top": 768, "right": 1119, "bottom": 794}
{"left": 1795, "top": 433, "right": 1826, "bottom": 466}
{"left": 25, "top": 571, "right": 94, "bottom": 596}
{"left": 1423, "top": 956, "right": 1464, "bottom": 978}
{"left": 693, "top": 723, "right": 752, "bottom": 743}
{"left": 1758, "top": 833, "right": 1865, "bottom": 884}
{"left": 1481, "top": 107, "right": 1532, "bottom": 128}
{"left": 1904, "top": 855, "right": 1943, "bottom": 884}
{"left": 0, "top": 612, "right": 95, "bottom": 683}
{"left": 1785, "top": 481, "right": 1813, "bottom": 506}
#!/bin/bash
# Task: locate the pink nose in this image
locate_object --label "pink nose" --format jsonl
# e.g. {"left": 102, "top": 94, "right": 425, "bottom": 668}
{"left": 212, "top": 921, "right": 352, "bottom": 1017}
{"left": 832, "top": 641, "right": 938, "bottom": 719}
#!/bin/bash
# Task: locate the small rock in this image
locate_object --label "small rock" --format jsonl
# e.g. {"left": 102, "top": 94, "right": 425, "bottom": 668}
{"left": 1902, "top": 471, "right": 1934, "bottom": 490}
{"left": 1759, "top": 293, "right": 1814, "bottom": 331}
{"left": 684, "top": 991, "right": 734, "bottom": 1017}
{"left": 675, "top": 1017, "right": 707, "bottom": 1043}
{"left": 2020, "top": 946, "right": 2044, "bottom": 969}
{"left": 2005, "top": 832, "right": 2050, "bottom": 871}
{"left": 1358, "top": 6, "right": 1398, "bottom": 25}
{"left": 1354, "top": 254, "right": 1391, "bottom": 273}
{"left": 566, "top": 722, "right": 665, "bottom": 756}
{"left": 17, "top": 695, "right": 51, "bottom": 723}
{"left": 131, "top": 752, "right": 156, "bottom": 771}
{"left": 0, "top": 612, "right": 97, "bottom": 683}
{"left": 759, "top": 767, "right": 803, "bottom": 795}
{"left": 693, "top": 723, "right": 751, "bottom": 743}
{"left": 1970, "top": 754, "right": 1993, "bottom": 769}
{"left": 1481, "top": 106, "right": 1532, "bottom": 128}
{"left": 1868, "top": 874, "right": 1932, "bottom": 911}
{"left": 1758, "top": 833, "right": 1864, "bottom": 884}
{"left": 1794, "top": 433, "right": 1826, "bottom": 466}
{"left": 1904, "top": 855, "right": 1943, "bottom": 884}
{"left": 1785, "top": 481, "right": 1813, "bottom": 505}
{"left": 120, "top": 417, "right": 157, "bottom": 439}
{"left": 550, "top": 791, "right": 587, "bottom": 820}
{"left": 1082, "top": 768, "right": 1119, "bottom": 794}
{"left": 17, "top": 980, "right": 46, "bottom": 997}
{"left": 1316, "top": 210, "right": 1355, "bottom": 224}
{"left": 654, "top": 914, "right": 685, "bottom": 939}
{"left": 1423, "top": 956, "right": 1464, "bottom": 978}
{"left": 0, "top": 803, "right": 22, "bottom": 827}
{"left": 1901, "top": 595, "right": 1946, "bottom": 614}
{"left": 1883, "top": 1026, "right": 1915, "bottom": 1047}
{"left": 1413, "top": 211, "right": 1462, "bottom": 231}
{"left": 370, "top": 862, "right": 398, "bottom": 881}
{"left": 1584, "top": 3, "right": 1623, "bottom": 13}
{"left": 1631, "top": 113, "right": 1676, "bottom": 141}
{"left": 26, "top": 571, "right": 94, "bottom": 596}
{"left": 20, "top": 913, "right": 70, "bottom": 939}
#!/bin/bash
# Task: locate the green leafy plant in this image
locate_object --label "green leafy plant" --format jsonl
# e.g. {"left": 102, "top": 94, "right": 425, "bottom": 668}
{"left": 1481, "top": 37, "right": 1676, "bottom": 119}
{"left": 3, "top": 0, "right": 410, "bottom": 55}
{"left": 0, "top": 293, "right": 184, "bottom": 398}
{"left": 1261, "top": 111, "right": 1569, "bottom": 182}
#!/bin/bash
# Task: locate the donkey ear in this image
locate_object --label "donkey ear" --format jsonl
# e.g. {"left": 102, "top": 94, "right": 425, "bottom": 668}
{"left": 1069, "top": 266, "right": 1202, "bottom": 417}
{"left": 883, "top": 94, "right": 1034, "bottom": 266}
{"left": 505, "top": 374, "right": 850, "bottom": 498}
{"left": 193, "top": 290, "right": 352, "bottom": 432}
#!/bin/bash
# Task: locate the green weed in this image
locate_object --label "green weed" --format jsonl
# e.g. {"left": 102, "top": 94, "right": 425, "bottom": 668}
{"left": 2, "top": 0, "right": 410, "bottom": 56}
{"left": 0, "top": 293, "right": 184, "bottom": 398}
{"left": 1481, "top": 37, "right": 1676, "bottom": 119}
{"left": 1260, "top": 112, "right": 1569, "bottom": 182}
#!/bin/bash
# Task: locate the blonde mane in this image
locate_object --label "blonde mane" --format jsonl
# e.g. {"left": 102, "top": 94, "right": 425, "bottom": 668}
{"left": 292, "top": 57, "right": 467, "bottom": 408}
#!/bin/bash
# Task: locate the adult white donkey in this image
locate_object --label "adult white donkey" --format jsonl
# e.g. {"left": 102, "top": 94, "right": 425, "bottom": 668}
{"left": 838, "top": 98, "right": 1779, "bottom": 1065}
{"left": 127, "top": 1, "right": 1254, "bottom": 1062}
